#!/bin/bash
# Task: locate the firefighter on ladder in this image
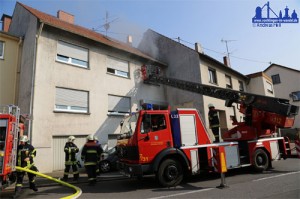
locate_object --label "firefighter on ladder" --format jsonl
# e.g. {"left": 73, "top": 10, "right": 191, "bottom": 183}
{"left": 81, "top": 135, "right": 103, "bottom": 185}
{"left": 15, "top": 135, "right": 38, "bottom": 193}
{"left": 208, "top": 103, "right": 220, "bottom": 143}
{"left": 62, "top": 136, "right": 79, "bottom": 181}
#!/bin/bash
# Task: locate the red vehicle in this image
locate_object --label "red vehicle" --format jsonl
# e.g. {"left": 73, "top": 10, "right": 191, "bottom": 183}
{"left": 116, "top": 65, "right": 299, "bottom": 187}
{"left": 0, "top": 105, "right": 20, "bottom": 189}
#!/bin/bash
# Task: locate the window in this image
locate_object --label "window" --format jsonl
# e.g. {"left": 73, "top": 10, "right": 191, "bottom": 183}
{"left": 238, "top": 81, "right": 244, "bottom": 91}
{"left": 271, "top": 74, "right": 281, "bottom": 84}
{"left": 208, "top": 68, "right": 217, "bottom": 84}
{"left": 141, "top": 114, "right": 166, "bottom": 134}
{"left": 55, "top": 87, "right": 89, "bottom": 113}
{"left": 108, "top": 95, "right": 131, "bottom": 115}
{"left": 290, "top": 91, "right": 300, "bottom": 102}
{"left": 107, "top": 56, "right": 129, "bottom": 78}
{"left": 225, "top": 75, "right": 232, "bottom": 89}
{"left": 0, "top": 41, "right": 4, "bottom": 59}
{"left": 56, "top": 41, "right": 88, "bottom": 68}
{"left": 266, "top": 81, "right": 273, "bottom": 94}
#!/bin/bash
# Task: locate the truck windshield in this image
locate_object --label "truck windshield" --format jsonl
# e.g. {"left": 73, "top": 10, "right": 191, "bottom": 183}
{"left": 120, "top": 113, "right": 139, "bottom": 137}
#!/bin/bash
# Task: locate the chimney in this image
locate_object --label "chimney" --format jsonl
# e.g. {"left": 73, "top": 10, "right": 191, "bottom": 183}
{"left": 1, "top": 14, "right": 12, "bottom": 32}
{"left": 223, "top": 56, "right": 231, "bottom": 67}
{"left": 195, "top": 42, "right": 203, "bottom": 53}
{"left": 57, "top": 10, "right": 74, "bottom": 24}
{"left": 127, "top": 35, "right": 133, "bottom": 46}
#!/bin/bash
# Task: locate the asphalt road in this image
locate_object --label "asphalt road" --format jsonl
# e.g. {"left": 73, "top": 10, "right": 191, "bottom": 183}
{"left": 1, "top": 158, "right": 299, "bottom": 199}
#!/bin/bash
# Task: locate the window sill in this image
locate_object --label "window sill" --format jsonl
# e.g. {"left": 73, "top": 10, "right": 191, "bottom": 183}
{"left": 53, "top": 110, "right": 90, "bottom": 115}
{"left": 55, "top": 60, "right": 90, "bottom": 70}
{"left": 106, "top": 72, "right": 130, "bottom": 79}
{"left": 107, "top": 112, "right": 130, "bottom": 116}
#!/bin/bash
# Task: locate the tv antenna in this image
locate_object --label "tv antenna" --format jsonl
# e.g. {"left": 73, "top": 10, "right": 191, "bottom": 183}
{"left": 221, "top": 39, "right": 236, "bottom": 65}
{"left": 92, "top": 11, "right": 118, "bottom": 36}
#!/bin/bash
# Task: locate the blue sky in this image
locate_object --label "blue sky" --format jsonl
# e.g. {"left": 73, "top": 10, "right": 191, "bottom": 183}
{"left": 1, "top": 0, "right": 299, "bottom": 75}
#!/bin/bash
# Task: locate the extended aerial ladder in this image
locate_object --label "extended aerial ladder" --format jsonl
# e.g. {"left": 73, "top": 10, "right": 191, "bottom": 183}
{"left": 141, "top": 65, "right": 299, "bottom": 141}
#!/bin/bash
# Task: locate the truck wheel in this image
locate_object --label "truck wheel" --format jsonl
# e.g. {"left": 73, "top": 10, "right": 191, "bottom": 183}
{"left": 253, "top": 149, "right": 269, "bottom": 172}
{"left": 157, "top": 159, "right": 183, "bottom": 187}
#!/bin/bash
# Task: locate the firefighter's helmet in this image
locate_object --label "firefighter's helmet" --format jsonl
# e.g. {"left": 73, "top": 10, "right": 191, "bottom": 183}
{"left": 94, "top": 136, "right": 99, "bottom": 141}
{"left": 208, "top": 103, "right": 215, "bottom": 108}
{"left": 20, "top": 135, "right": 28, "bottom": 142}
{"left": 86, "top": 134, "right": 95, "bottom": 141}
{"left": 68, "top": 136, "right": 76, "bottom": 142}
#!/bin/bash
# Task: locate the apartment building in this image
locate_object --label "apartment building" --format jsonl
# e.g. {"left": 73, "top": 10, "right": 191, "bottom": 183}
{"left": 0, "top": 18, "right": 22, "bottom": 105}
{"left": 7, "top": 3, "right": 166, "bottom": 172}
{"left": 264, "top": 64, "right": 300, "bottom": 130}
{"left": 138, "top": 29, "right": 251, "bottom": 138}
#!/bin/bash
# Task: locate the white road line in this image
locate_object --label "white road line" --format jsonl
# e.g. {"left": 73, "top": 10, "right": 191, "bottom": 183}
{"left": 253, "top": 171, "right": 300, "bottom": 182}
{"left": 148, "top": 188, "right": 214, "bottom": 199}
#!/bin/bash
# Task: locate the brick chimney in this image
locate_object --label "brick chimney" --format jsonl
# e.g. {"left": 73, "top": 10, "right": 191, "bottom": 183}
{"left": 223, "top": 56, "right": 231, "bottom": 67}
{"left": 1, "top": 14, "right": 12, "bottom": 32}
{"left": 57, "top": 10, "right": 74, "bottom": 24}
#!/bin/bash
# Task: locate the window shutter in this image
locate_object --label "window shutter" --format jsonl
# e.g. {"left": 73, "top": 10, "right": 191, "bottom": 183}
{"left": 107, "top": 57, "right": 129, "bottom": 72}
{"left": 57, "top": 41, "right": 88, "bottom": 61}
{"left": 56, "top": 88, "right": 88, "bottom": 108}
{"left": 108, "top": 95, "right": 130, "bottom": 113}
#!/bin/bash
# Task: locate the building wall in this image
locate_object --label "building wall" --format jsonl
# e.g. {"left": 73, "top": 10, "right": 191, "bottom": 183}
{"left": 200, "top": 60, "right": 247, "bottom": 138}
{"left": 0, "top": 32, "right": 20, "bottom": 105}
{"left": 138, "top": 30, "right": 203, "bottom": 112}
{"left": 264, "top": 66, "right": 300, "bottom": 129}
{"left": 247, "top": 73, "right": 275, "bottom": 97}
{"left": 30, "top": 26, "right": 166, "bottom": 172}
{"left": 8, "top": 3, "right": 38, "bottom": 119}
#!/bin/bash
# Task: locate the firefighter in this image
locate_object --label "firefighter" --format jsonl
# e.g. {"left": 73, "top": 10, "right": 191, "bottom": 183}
{"left": 94, "top": 136, "right": 103, "bottom": 176}
{"left": 208, "top": 103, "right": 220, "bottom": 143}
{"left": 81, "top": 135, "right": 102, "bottom": 185}
{"left": 15, "top": 135, "right": 38, "bottom": 193}
{"left": 62, "top": 136, "right": 79, "bottom": 181}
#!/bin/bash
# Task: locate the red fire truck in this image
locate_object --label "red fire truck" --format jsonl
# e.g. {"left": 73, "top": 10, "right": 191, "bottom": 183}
{"left": 116, "top": 65, "right": 299, "bottom": 187}
{"left": 0, "top": 105, "right": 20, "bottom": 189}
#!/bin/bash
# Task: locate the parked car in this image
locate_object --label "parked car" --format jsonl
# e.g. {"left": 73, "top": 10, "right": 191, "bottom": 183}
{"left": 99, "top": 147, "right": 119, "bottom": 173}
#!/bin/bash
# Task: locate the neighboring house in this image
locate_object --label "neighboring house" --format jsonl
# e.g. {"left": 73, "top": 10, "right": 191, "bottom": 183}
{"left": 264, "top": 64, "right": 300, "bottom": 131}
{"left": 7, "top": 2, "right": 166, "bottom": 172}
{"left": 138, "top": 29, "right": 250, "bottom": 139}
{"left": 0, "top": 25, "right": 22, "bottom": 105}
{"left": 246, "top": 72, "right": 275, "bottom": 97}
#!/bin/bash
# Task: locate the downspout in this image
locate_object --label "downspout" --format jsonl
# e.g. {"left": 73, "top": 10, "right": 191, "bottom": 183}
{"left": 28, "top": 21, "right": 44, "bottom": 143}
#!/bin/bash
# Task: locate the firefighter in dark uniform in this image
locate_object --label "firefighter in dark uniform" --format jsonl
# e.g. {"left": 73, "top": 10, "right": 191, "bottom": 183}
{"left": 81, "top": 135, "right": 103, "bottom": 185}
{"left": 208, "top": 103, "right": 220, "bottom": 143}
{"left": 15, "top": 135, "right": 38, "bottom": 193}
{"left": 62, "top": 136, "right": 79, "bottom": 181}
{"left": 94, "top": 136, "right": 103, "bottom": 176}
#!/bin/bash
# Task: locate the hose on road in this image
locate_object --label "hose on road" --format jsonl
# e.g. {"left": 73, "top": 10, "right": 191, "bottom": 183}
{"left": 16, "top": 166, "right": 82, "bottom": 199}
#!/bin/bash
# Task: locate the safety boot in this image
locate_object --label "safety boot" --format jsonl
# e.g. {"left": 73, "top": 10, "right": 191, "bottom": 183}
{"left": 62, "top": 175, "right": 68, "bottom": 181}
{"left": 30, "top": 183, "right": 38, "bottom": 192}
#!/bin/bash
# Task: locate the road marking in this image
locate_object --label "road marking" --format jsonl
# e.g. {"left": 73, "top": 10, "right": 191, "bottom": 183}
{"left": 148, "top": 188, "right": 214, "bottom": 199}
{"left": 253, "top": 171, "right": 300, "bottom": 182}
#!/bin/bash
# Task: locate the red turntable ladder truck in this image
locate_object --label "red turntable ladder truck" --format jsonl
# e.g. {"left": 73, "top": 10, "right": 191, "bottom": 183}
{"left": 116, "top": 65, "right": 299, "bottom": 187}
{"left": 0, "top": 105, "right": 20, "bottom": 189}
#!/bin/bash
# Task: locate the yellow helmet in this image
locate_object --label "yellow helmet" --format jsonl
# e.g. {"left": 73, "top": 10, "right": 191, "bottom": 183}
{"left": 68, "top": 136, "right": 75, "bottom": 142}
{"left": 20, "top": 135, "right": 28, "bottom": 142}
{"left": 86, "top": 134, "right": 95, "bottom": 141}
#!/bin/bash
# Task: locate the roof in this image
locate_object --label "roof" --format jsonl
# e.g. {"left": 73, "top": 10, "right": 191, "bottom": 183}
{"left": 264, "top": 63, "right": 300, "bottom": 73}
{"left": 246, "top": 71, "right": 272, "bottom": 82}
{"left": 17, "top": 2, "right": 164, "bottom": 65}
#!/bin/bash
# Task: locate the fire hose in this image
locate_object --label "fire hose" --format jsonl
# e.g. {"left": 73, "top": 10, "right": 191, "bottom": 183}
{"left": 15, "top": 166, "right": 82, "bottom": 199}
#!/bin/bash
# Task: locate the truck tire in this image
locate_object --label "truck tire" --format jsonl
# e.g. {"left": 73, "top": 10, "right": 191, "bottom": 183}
{"left": 253, "top": 149, "right": 269, "bottom": 172}
{"left": 157, "top": 159, "right": 183, "bottom": 187}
